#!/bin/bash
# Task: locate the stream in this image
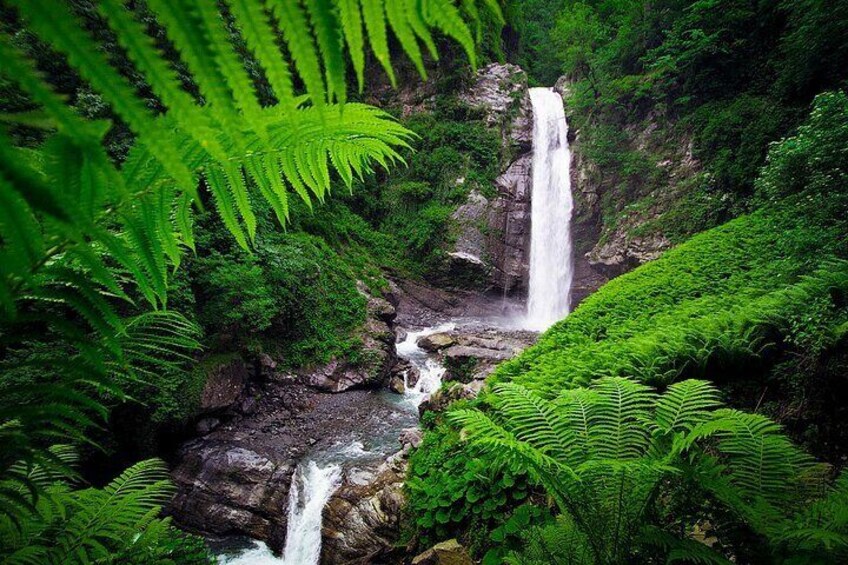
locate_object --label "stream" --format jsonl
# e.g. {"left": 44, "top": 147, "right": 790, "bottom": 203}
{"left": 215, "top": 86, "right": 574, "bottom": 565}
{"left": 215, "top": 321, "right": 456, "bottom": 564}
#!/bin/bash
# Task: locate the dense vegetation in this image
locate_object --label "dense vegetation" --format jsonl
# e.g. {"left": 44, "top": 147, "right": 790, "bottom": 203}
{"left": 1, "top": 0, "right": 847, "bottom": 563}
{"left": 0, "top": 1, "right": 501, "bottom": 561}
{"left": 407, "top": 4, "right": 848, "bottom": 562}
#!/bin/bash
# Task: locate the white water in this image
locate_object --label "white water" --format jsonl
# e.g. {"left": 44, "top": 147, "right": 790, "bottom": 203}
{"left": 526, "top": 87, "right": 574, "bottom": 331}
{"left": 279, "top": 461, "right": 341, "bottom": 564}
{"left": 219, "top": 461, "right": 341, "bottom": 565}
{"left": 396, "top": 323, "right": 455, "bottom": 407}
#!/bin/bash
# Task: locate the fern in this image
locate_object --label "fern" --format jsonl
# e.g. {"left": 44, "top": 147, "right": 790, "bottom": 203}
{"left": 453, "top": 378, "right": 848, "bottom": 563}
{"left": 0, "top": 0, "right": 500, "bottom": 555}
{"left": 0, "top": 455, "right": 210, "bottom": 564}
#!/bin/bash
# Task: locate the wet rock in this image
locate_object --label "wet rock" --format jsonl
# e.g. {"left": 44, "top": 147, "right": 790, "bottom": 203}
{"left": 399, "top": 427, "right": 423, "bottom": 450}
{"left": 322, "top": 428, "right": 422, "bottom": 564}
{"left": 199, "top": 356, "right": 249, "bottom": 414}
{"left": 442, "top": 344, "right": 514, "bottom": 363}
{"left": 395, "top": 328, "right": 408, "bottom": 343}
{"left": 388, "top": 374, "right": 406, "bottom": 394}
{"left": 417, "top": 332, "right": 456, "bottom": 352}
{"left": 487, "top": 154, "right": 533, "bottom": 293}
{"left": 412, "top": 539, "right": 474, "bottom": 565}
{"left": 168, "top": 443, "right": 294, "bottom": 541}
{"left": 390, "top": 358, "right": 419, "bottom": 390}
{"left": 419, "top": 383, "right": 478, "bottom": 416}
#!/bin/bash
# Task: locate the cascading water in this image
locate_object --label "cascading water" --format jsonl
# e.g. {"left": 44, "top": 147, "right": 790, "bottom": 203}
{"left": 218, "top": 461, "right": 341, "bottom": 565}
{"left": 279, "top": 461, "right": 342, "bottom": 564}
{"left": 396, "top": 323, "right": 455, "bottom": 407}
{"left": 526, "top": 87, "right": 574, "bottom": 331}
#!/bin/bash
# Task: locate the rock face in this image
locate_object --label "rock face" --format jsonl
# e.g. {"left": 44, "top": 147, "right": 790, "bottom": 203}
{"left": 302, "top": 283, "right": 397, "bottom": 393}
{"left": 199, "top": 357, "right": 250, "bottom": 414}
{"left": 322, "top": 431, "right": 422, "bottom": 564}
{"left": 560, "top": 76, "right": 700, "bottom": 282}
{"left": 448, "top": 63, "right": 534, "bottom": 295}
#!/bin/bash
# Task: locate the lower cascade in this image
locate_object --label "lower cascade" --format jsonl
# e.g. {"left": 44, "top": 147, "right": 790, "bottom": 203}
{"left": 526, "top": 87, "right": 575, "bottom": 330}
{"left": 279, "top": 461, "right": 342, "bottom": 564}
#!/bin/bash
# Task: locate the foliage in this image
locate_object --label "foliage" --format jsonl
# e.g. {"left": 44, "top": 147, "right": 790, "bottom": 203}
{"left": 406, "top": 415, "right": 535, "bottom": 552}
{"left": 756, "top": 91, "right": 848, "bottom": 203}
{"left": 374, "top": 103, "right": 503, "bottom": 277}
{"left": 0, "top": 0, "right": 502, "bottom": 554}
{"left": 410, "top": 93, "right": 848, "bottom": 559}
{"left": 452, "top": 378, "right": 848, "bottom": 563}
{"left": 0, "top": 451, "right": 211, "bottom": 564}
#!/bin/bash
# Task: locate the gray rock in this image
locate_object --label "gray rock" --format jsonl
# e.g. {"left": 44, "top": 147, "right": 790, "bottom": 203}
{"left": 199, "top": 357, "right": 249, "bottom": 413}
{"left": 459, "top": 63, "right": 532, "bottom": 151}
{"left": 487, "top": 154, "right": 533, "bottom": 293}
{"left": 169, "top": 444, "right": 293, "bottom": 541}
{"left": 442, "top": 63, "right": 534, "bottom": 294}
{"left": 442, "top": 345, "right": 514, "bottom": 363}
{"left": 304, "top": 283, "right": 397, "bottom": 393}
{"left": 417, "top": 332, "right": 456, "bottom": 352}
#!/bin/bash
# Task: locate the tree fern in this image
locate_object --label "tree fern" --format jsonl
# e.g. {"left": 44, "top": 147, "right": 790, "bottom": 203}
{"left": 453, "top": 378, "right": 848, "bottom": 563}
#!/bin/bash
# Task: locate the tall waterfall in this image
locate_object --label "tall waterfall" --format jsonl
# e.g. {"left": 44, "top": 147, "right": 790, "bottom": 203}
{"left": 526, "top": 87, "right": 574, "bottom": 330}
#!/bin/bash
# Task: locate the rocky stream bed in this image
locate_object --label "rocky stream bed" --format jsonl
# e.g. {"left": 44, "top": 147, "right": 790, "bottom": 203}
{"left": 166, "top": 280, "right": 537, "bottom": 564}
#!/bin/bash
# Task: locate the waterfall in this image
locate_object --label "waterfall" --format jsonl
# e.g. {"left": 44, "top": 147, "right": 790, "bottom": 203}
{"left": 279, "top": 461, "right": 342, "bottom": 565}
{"left": 526, "top": 87, "right": 574, "bottom": 331}
{"left": 218, "top": 461, "right": 341, "bottom": 565}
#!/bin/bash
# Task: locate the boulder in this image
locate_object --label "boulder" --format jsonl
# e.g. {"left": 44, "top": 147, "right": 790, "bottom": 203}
{"left": 199, "top": 356, "right": 249, "bottom": 414}
{"left": 168, "top": 443, "right": 294, "bottom": 541}
{"left": 417, "top": 332, "right": 456, "bottom": 352}
{"left": 419, "top": 383, "right": 477, "bottom": 416}
{"left": 412, "top": 539, "right": 474, "bottom": 565}
{"left": 390, "top": 358, "right": 419, "bottom": 390}
{"left": 442, "top": 344, "right": 514, "bottom": 363}
{"left": 388, "top": 374, "right": 406, "bottom": 394}
{"left": 322, "top": 428, "right": 422, "bottom": 564}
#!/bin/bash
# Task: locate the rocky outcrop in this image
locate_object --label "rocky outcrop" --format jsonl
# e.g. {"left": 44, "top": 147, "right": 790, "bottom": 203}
{"left": 487, "top": 154, "right": 533, "bottom": 294}
{"left": 448, "top": 63, "right": 534, "bottom": 295}
{"left": 322, "top": 430, "right": 422, "bottom": 564}
{"left": 560, "top": 75, "right": 700, "bottom": 282}
{"left": 418, "top": 327, "right": 537, "bottom": 415}
{"left": 302, "top": 283, "right": 397, "bottom": 393}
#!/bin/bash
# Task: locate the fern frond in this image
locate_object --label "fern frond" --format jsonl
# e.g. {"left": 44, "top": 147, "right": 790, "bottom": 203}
{"left": 654, "top": 379, "right": 721, "bottom": 434}
{"left": 361, "top": 0, "right": 395, "bottom": 85}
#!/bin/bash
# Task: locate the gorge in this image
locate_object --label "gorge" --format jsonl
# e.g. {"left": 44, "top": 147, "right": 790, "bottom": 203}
{"left": 3, "top": 2, "right": 847, "bottom": 564}
{"left": 211, "top": 75, "right": 580, "bottom": 564}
